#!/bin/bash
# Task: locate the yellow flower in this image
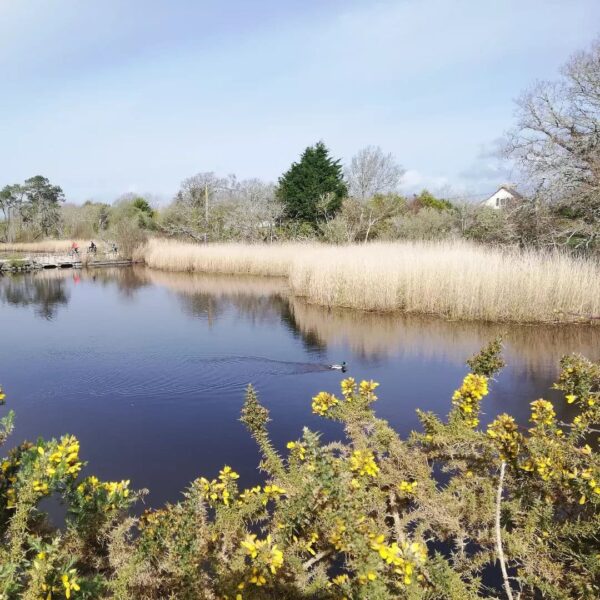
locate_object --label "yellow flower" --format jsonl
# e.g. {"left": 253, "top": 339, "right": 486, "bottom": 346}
{"left": 566, "top": 394, "right": 576, "bottom": 404}
{"left": 104, "top": 480, "right": 131, "bottom": 499}
{"left": 262, "top": 484, "right": 286, "bottom": 505}
{"left": 340, "top": 377, "right": 356, "bottom": 399}
{"left": 304, "top": 532, "right": 319, "bottom": 556}
{"left": 329, "top": 573, "right": 349, "bottom": 587}
{"left": 359, "top": 380, "right": 379, "bottom": 401}
{"left": 329, "top": 520, "right": 348, "bottom": 551}
{"left": 6, "top": 487, "right": 16, "bottom": 509}
{"left": 219, "top": 465, "right": 240, "bottom": 481}
{"left": 312, "top": 392, "right": 339, "bottom": 416}
{"left": 349, "top": 449, "right": 379, "bottom": 478}
{"left": 487, "top": 414, "right": 521, "bottom": 460}
{"left": 530, "top": 399, "right": 556, "bottom": 427}
{"left": 287, "top": 441, "right": 307, "bottom": 460}
{"left": 241, "top": 534, "right": 284, "bottom": 584}
{"left": 61, "top": 571, "right": 81, "bottom": 599}
{"left": 452, "top": 374, "right": 488, "bottom": 427}
{"left": 399, "top": 480, "right": 418, "bottom": 494}
{"left": 358, "top": 571, "right": 377, "bottom": 584}
{"left": 238, "top": 486, "right": 261, "bottom": 504}
{"left": 32, "top": 480, "right": 49, "bottom": 494}
{"left": 371, "top": 536, "right": 427, "bottom": 586}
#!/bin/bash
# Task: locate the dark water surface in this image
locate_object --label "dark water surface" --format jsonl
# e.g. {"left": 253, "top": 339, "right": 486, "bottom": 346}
{"left": 1, "top": 267, "right": 598, "bottom": 507}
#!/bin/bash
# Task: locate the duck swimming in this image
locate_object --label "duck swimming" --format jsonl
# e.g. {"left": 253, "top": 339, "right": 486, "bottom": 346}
{"left": 329, "top": 361, "right": 347, "bottom": 372}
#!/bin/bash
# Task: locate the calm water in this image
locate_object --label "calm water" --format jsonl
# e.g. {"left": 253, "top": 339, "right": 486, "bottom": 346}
{"left": 1, "top": 267, "right": 598, "bottom": 507}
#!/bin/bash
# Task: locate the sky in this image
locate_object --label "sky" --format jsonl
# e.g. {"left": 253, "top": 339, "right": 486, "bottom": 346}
{"left": 1, "top": 0, "right": 599, "bottom": 204}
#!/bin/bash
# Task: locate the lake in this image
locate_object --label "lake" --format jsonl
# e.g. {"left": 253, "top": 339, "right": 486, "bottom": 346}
{"left": 1, "top": 266, "right": 598, "bottom": 508}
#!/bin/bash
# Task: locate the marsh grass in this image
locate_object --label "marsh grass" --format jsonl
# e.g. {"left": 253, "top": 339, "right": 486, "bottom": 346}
{"left": 0, "top": 240, "right": 88, "bottom": 253}
{"left": 138, "top": 239, "right": 300, "bottom": 277}
{"left": 140, "top": 239, "right": 600, "bottom": 323}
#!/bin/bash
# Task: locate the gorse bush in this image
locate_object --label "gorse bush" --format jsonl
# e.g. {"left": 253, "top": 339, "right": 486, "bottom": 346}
{"left": 0, "top": 340, "right": 599, "bottom": 599}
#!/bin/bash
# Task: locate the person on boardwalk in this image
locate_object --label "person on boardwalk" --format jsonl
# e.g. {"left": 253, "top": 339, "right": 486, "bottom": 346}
{"left": 88, "top": 241, "right": 97, "bottom": 254}
{"left": 71, "top": 241, "right": 79, "bottom": 256}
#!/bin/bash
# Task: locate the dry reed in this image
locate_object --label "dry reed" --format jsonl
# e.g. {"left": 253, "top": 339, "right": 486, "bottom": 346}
{"left": 138, "top": 239, "right": 301, "bottom": 277}
{"left": 140, "top": 239, "right": 600, "bottom": 324}
{"left": 0, "top": 240, "right": 88, "bottom": 253}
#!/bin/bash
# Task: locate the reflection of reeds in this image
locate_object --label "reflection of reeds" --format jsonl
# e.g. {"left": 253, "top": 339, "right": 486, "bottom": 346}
{"left": 140, "top": 239, "right": 600, "bottom": 324}
{"left": 287, "top": 299, "right": 600, "bottom": 370}
{"left": 138, "top": 267, "right": 600, "bottom": 370}
{"left": 141, "top": 268, "right": 288, "bottom": 298}
{"left": 8, "top": 267, "right": 600, "bottom": 368}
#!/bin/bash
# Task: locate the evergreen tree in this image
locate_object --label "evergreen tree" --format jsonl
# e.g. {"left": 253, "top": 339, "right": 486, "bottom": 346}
{"left": 277, "top": 141, "right": 347, "bottom": 224}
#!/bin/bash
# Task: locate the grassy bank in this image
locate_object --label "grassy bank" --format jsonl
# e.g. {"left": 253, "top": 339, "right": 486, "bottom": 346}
{"left": 140, "top": 239, "right": 600, "bottom": 323}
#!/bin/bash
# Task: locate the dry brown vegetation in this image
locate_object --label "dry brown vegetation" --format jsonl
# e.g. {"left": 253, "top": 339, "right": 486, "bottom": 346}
{"left": 8, "top": 238, "right": 600, "bottom": 323}
{"left": 140, "top": 239, "right": 600, "bottom": 324}
{"left": 0, "top": 240, "right": 88, "bottom": 253}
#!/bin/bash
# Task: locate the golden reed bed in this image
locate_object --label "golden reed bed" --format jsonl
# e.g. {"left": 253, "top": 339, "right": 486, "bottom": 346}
{"left": 0, "top": 240, "right": 88, "bottom": 253}
{"left": 5, "top": 238, "right": 599, "bottom": 323}
{"left": 138, "top": 239, "right": 600, "bottom": 324}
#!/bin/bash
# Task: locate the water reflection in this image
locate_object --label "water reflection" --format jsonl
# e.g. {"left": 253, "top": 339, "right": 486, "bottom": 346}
{"left": 0, "top": 271, "right": 70, "bottom": 320}
{"left": 1, "top": 266, "right": 598, "bottom": 507}
{"left": 2, "top": 267, "right": 599, "bottom": 370}
{"left": 134, "top": 270, "right": 598, "bottom": 373}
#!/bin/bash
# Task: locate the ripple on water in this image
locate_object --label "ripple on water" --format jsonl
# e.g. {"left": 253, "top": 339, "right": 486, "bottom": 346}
{"left": 39, "top": 354, "right": 332, "bottom": 401}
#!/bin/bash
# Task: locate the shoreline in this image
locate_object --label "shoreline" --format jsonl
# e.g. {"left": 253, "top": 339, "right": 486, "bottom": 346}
{"left": 0, "top": 240, "right": 600, "bottom": 327}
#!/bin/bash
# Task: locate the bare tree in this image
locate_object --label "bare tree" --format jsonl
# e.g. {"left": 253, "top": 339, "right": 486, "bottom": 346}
{"left": 506, "top": 39, "right": 600, "bottom": 249}
{"left": 345, "top": 146, "right": 405, "bottom": 200}
{"left": 223, "top": 178, "right": 284, "bottom": 242}
{"left": 162, "top": 174, "right": 283, "bottom": 242}
{"left": 321, "top": 194, "right": 405, "bottom": 243}
{"left": 164, "top": 172, "right": 234, "bottom": 242}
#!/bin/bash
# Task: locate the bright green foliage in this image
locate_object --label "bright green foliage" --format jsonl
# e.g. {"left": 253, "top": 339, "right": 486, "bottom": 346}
{"left": 277, "top": 142, "right": 347, "bottom": 225}
{"left": 412, "top": 189, "right": 453, "bottom": 211}
{"left": 0, "top": 344, "right": 599, "bottom": 599}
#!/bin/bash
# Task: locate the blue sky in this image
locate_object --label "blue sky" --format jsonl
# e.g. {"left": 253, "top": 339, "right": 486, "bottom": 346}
{"left": 1, "top": 0, "right": 599, "bottom": 203}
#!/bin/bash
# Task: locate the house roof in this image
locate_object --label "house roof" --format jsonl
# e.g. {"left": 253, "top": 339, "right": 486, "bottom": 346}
{"left": 496, "top": 185, "right": 523, "bottom": 199}
{"left": 482, "top": 185, "right": 524, "bottom": 203}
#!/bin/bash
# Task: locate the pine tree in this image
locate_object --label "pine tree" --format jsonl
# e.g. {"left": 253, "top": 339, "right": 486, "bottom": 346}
{"left": 277, "top": 141, "right": 347, "bottom": 224}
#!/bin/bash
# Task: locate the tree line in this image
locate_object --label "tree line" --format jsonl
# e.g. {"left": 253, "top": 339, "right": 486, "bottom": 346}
{"left": 2, "top": 38, "right": 598, "bottom": 253}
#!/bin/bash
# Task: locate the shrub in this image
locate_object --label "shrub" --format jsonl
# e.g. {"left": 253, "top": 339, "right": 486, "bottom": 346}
{"left": 0, "top": 340, "right": 598, "bottom": 599}
{"left": 388, "top": 208, "right": 459, "bottom": 241}
{"left": 109, "top": 218, "right": 148, "bottom": 259}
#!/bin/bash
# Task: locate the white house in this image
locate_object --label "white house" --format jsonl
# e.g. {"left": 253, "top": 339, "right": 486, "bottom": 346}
{"left": 481, "top": 185, "right": 523, "bottom": 209}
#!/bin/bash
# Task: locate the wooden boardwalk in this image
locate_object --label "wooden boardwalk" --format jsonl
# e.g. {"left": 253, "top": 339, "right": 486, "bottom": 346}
{"left": 0, "top": 253, "right": 133, "bottom": 272}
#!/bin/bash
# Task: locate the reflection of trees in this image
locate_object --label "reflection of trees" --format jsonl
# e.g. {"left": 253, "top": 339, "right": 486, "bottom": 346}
{"left": 278, "top": 300, "right": 327, "bottom": 354}
{"left": 142, "top": 268, "right": 600, "bottom": 368}
{"left": 178, "top": 292, "right": 224, "bottom": 324}
{"left": 286, "top": 299, "right": 600, "bottom": 370}
{"left": 0, "top": 273, "right": 69, "bottom": 320}
{"left": 146, "top": 270, "right": 326, "bottom": 353}
{"left": 90, "top": 266, "right": 150, "bottom": 299}
{"left": 11, "top": 264, "right": 589, "bottom": 368}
